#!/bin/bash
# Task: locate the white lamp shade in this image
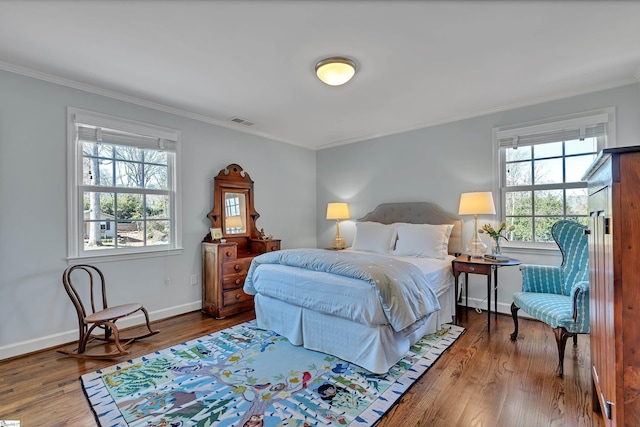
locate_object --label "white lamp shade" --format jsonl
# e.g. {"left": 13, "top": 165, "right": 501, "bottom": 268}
{"left": 458, "top": 192, "right": 496, "bottom": 216}
{"left": 326, "top": 202, "right": 350, "bottom": 220}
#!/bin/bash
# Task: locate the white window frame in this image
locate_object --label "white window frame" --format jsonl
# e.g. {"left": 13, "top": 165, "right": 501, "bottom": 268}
{"left": 492, "top": 108, "right": 615, "bottom": 251}
{"left": 67, "top": 107, "right": 183, "bottom": 262}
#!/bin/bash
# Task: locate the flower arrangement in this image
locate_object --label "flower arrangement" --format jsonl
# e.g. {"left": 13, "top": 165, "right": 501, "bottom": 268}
{"left": 480, "top": 221, "right": 515, "bottom": 254}
{"left": 480, "top": 221, "right": 515, "bottom": 241}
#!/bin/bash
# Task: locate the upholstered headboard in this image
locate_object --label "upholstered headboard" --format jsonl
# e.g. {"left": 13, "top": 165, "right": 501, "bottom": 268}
{"left": 358, "top": 202, "right": 463, "bottom": 255}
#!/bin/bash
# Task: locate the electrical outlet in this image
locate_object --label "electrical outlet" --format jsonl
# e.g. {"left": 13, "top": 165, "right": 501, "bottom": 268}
{"left": 190, "top": 274, "right": 198, "bottom": 286}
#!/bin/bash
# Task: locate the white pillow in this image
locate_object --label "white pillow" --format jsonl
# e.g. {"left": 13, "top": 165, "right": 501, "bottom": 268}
{"left": 351, "top": 222, "right": 397, "bottom": 253}
{"left": 393, "top": 223, "right": 454, "bottom": 259}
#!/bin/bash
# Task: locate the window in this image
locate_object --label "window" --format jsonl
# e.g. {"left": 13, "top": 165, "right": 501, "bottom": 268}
{"left": 494, "top": 110, "right": 612, "bottom": 245}
{"left": 67, "top": 108, "right": 182, "bottom": 260}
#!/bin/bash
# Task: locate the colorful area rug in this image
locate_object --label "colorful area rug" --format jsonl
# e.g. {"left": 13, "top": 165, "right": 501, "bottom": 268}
{"left": 82, "top": 320, "right": 464, "bottom": 426}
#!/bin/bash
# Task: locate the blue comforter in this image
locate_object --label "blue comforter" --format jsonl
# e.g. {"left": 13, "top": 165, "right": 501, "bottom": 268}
{"left": 244, "top": 248, "right": 441, "bottom": 332}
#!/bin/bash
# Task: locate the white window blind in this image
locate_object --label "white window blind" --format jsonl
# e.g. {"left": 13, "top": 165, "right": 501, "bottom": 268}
{"left": 76, "top": 125, "right": 178, "bottom": 152}
{"left": 496, "top": 113, "right": 608, "bottom": 149}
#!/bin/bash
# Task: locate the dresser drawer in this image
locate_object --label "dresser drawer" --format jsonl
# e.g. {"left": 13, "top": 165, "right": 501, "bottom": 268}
{"left": 222, "top": 257, "right": 252, "bottom": 276}
{"left": 221, "top": 274, "right": 246, "bottom": 290}
{"left": 222, "top": 288, "right": 253, "bottom": 306}
{"left": 219, "top": 245, "right": 237, "bottom": 261}
{"left": 250, "top": 239, "right": 281, "bottom": 254}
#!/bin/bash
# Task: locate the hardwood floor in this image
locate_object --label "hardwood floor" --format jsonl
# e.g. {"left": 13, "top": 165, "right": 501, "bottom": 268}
{"left": 0, "top": 308, "right": 603, "bottom": 427}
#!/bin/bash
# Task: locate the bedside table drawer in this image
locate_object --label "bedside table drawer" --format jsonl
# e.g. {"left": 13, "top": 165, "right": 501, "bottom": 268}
{"left": 455, "top": 262, "right": 492, "bottom": 275}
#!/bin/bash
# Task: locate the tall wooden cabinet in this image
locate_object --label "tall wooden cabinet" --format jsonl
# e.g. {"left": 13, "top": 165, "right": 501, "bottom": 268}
{"left": 202, "top": 164, "right": 280, "bottom": 319}
{"left": 584, "top": 146, "right": 640, "bottom": 426}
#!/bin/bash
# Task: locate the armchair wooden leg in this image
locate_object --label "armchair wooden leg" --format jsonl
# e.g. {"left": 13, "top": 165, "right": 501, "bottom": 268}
{"left": 510, "top": 302, "right": 520, "bottom": 340}
{"left": 553, "top": 327, "right": 575, "bottom": 378}
{"left": 573, "top": 335, "right": 577, "bottom": 346}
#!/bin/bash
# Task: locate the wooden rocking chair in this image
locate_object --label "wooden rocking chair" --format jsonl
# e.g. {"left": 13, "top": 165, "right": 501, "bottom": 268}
{"left": 58, "top": 264, "right": 159, "bottom": 359}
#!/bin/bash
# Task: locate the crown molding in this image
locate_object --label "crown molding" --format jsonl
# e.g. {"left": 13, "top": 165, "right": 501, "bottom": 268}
{"left": 0, "top": 60, "right": 307, "bottom": 149}
{"left": 316, "top": 76, "right": 639, "bottom": 150}
{"left": 1, "top": 60, "right": 637, "bottom": 152}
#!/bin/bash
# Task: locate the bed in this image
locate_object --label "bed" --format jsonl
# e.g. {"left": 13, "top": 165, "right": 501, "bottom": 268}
{"left": 243, "top": 202, "right": 462, "bottom": 374}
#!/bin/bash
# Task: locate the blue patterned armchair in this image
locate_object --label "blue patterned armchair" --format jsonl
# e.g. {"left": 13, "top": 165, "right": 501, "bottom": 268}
{"left": 510, "top": 220, "right": 589, "bottom": 377}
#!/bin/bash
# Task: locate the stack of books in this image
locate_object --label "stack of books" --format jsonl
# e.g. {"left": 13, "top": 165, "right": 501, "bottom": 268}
{"left": 484, "top": 254, "right": 509, "bottom": 262}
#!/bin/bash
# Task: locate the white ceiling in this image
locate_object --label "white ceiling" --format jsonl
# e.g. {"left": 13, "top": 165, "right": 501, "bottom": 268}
{"left": 1, "top": 1, "right": 640, "bottom": 150}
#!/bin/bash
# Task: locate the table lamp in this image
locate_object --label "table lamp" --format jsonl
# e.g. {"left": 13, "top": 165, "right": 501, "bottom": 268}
{"left": 458, "top": 191, "right": 496, "bottom": 258}
{"left": 326, "top": 202, "right": 350, "bottom": 249}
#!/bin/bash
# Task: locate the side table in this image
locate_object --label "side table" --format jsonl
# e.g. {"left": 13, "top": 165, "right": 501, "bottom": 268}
{"left": 452, "top": 255, "right": 521, "bottom": 330}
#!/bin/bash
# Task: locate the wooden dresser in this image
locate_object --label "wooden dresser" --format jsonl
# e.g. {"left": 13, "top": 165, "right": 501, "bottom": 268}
{"left": 202, "top": 239, "right": 280, "bottom": 319}
{"left": 584, "top": 146, "right": 640, "bottom": 426}
{"left": 202, "top": 164, "right": 281, "bottom": 319}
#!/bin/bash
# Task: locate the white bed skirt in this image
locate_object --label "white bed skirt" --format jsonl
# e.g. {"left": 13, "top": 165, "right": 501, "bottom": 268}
{"left": 253, "top": 284, "right": 455, "bottom": 374}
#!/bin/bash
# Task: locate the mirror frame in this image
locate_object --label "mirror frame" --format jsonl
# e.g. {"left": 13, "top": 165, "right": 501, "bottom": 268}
{"left": 206, "top": 164, "right": 260, "bottom": 241}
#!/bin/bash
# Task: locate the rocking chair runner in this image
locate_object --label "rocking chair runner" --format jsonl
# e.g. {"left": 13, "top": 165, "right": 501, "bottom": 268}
{"left": 59, "top": 264, "right": 159, "bottom": 359}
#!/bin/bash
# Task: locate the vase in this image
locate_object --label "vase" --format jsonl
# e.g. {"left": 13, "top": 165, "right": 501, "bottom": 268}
{"left": 492, "top": 239, "right": 502, "bottom": 255}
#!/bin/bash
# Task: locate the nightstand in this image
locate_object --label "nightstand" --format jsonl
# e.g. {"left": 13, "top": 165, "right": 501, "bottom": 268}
{"left": 452, "top": 255, "right": 521, "bottom": 330}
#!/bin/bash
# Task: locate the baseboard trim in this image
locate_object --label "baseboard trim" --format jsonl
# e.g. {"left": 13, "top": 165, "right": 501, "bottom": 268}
{"left": 458, "top": 297, "right": 533, "bottom": 319}
{"left": 0, "top": 301, "right": 201, "bottom": 361}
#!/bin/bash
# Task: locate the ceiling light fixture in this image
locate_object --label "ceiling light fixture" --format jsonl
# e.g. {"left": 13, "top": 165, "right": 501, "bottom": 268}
{"left": 315, "top": 57, "right": 356, "bottom": 86}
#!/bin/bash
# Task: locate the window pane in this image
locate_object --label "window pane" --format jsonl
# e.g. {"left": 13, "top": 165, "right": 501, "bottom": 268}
{"left": 534, "top": 217, "right": 558, "bottom": 242}
{"left": 566, "top": 188, "right": 588, "bottom": 215}
{"left": 533, "top": 141, "right": 562, "bottom": 159}
{"left": 144, "top": 149, "right": 167, "bottom": 165}
{"left": 148, "top": 220, "right": 170, "bottom": 246}
{"left": 506, "top": 161, "right": 532, "bottom": 186}
{"left": 83, "top": 191, "right": 115, "bottom": 251}
{"left": 82, "top": 157, "right": 94, "bottom": 185}
{"left": 115, "top": 145, "right": 143, "bottom": 162}
{"left": 98, "top": 159, "right": 114, "bottom": 186}
{"left": 144, "top": 164, "right": 168, "bottom": 190}
{"left": 116, "top": 194, "right": 143, "bottom": 220}
{"left": 147, "top": 194, "right": 169, "bottom": 219}
{"left": 117, "top": 221, "right": 144, "bottom": 247}
{"left": 506, "top": 146, "right": 531, "bottom": 161}
{"left": 505, "top": 191, "right": 532, "bottom": 216}
{"left": 507, "top": 216, "right": 532, "bottom": 242}
{"left": 115, "top": 160, "right": 144, "bottom": 188}
{"left": 534, "top": 190, "right": 564, "bottom": 215}
{"left": 565, "top": 137, "right": 597, "bottom": 155}
{"left": 534, "top": 158, "right": 563, "bottom": 184}
{"left": 565, "top": 154, "right": 596, "bottom": 182}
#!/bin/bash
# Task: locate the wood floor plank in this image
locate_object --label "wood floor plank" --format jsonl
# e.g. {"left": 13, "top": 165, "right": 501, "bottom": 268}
{"left": 0, "top": 308, "right": 603, "bottom": 426}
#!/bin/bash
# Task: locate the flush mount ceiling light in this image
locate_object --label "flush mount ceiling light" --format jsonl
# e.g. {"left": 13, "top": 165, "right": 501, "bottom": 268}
{"left": 315, "top": 57, "right": 356, "bottom": 86}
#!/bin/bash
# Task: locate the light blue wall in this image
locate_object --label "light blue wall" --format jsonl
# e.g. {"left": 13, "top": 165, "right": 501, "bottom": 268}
{"left": 317, "top": 83, "right": 640, "bottom": 314}
{"left": 2, "top": 67, "right": 639, "bottom": 357}
{"left": 0, "top": 70, "right": 317, "bottom": 358}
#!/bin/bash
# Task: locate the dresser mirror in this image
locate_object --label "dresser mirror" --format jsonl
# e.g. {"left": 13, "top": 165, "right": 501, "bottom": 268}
{"left": 206, "top": 163, "right": 259, "bottom": 243}
{"left": 223, "top": 191, "right": 248, "bottom": 235}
